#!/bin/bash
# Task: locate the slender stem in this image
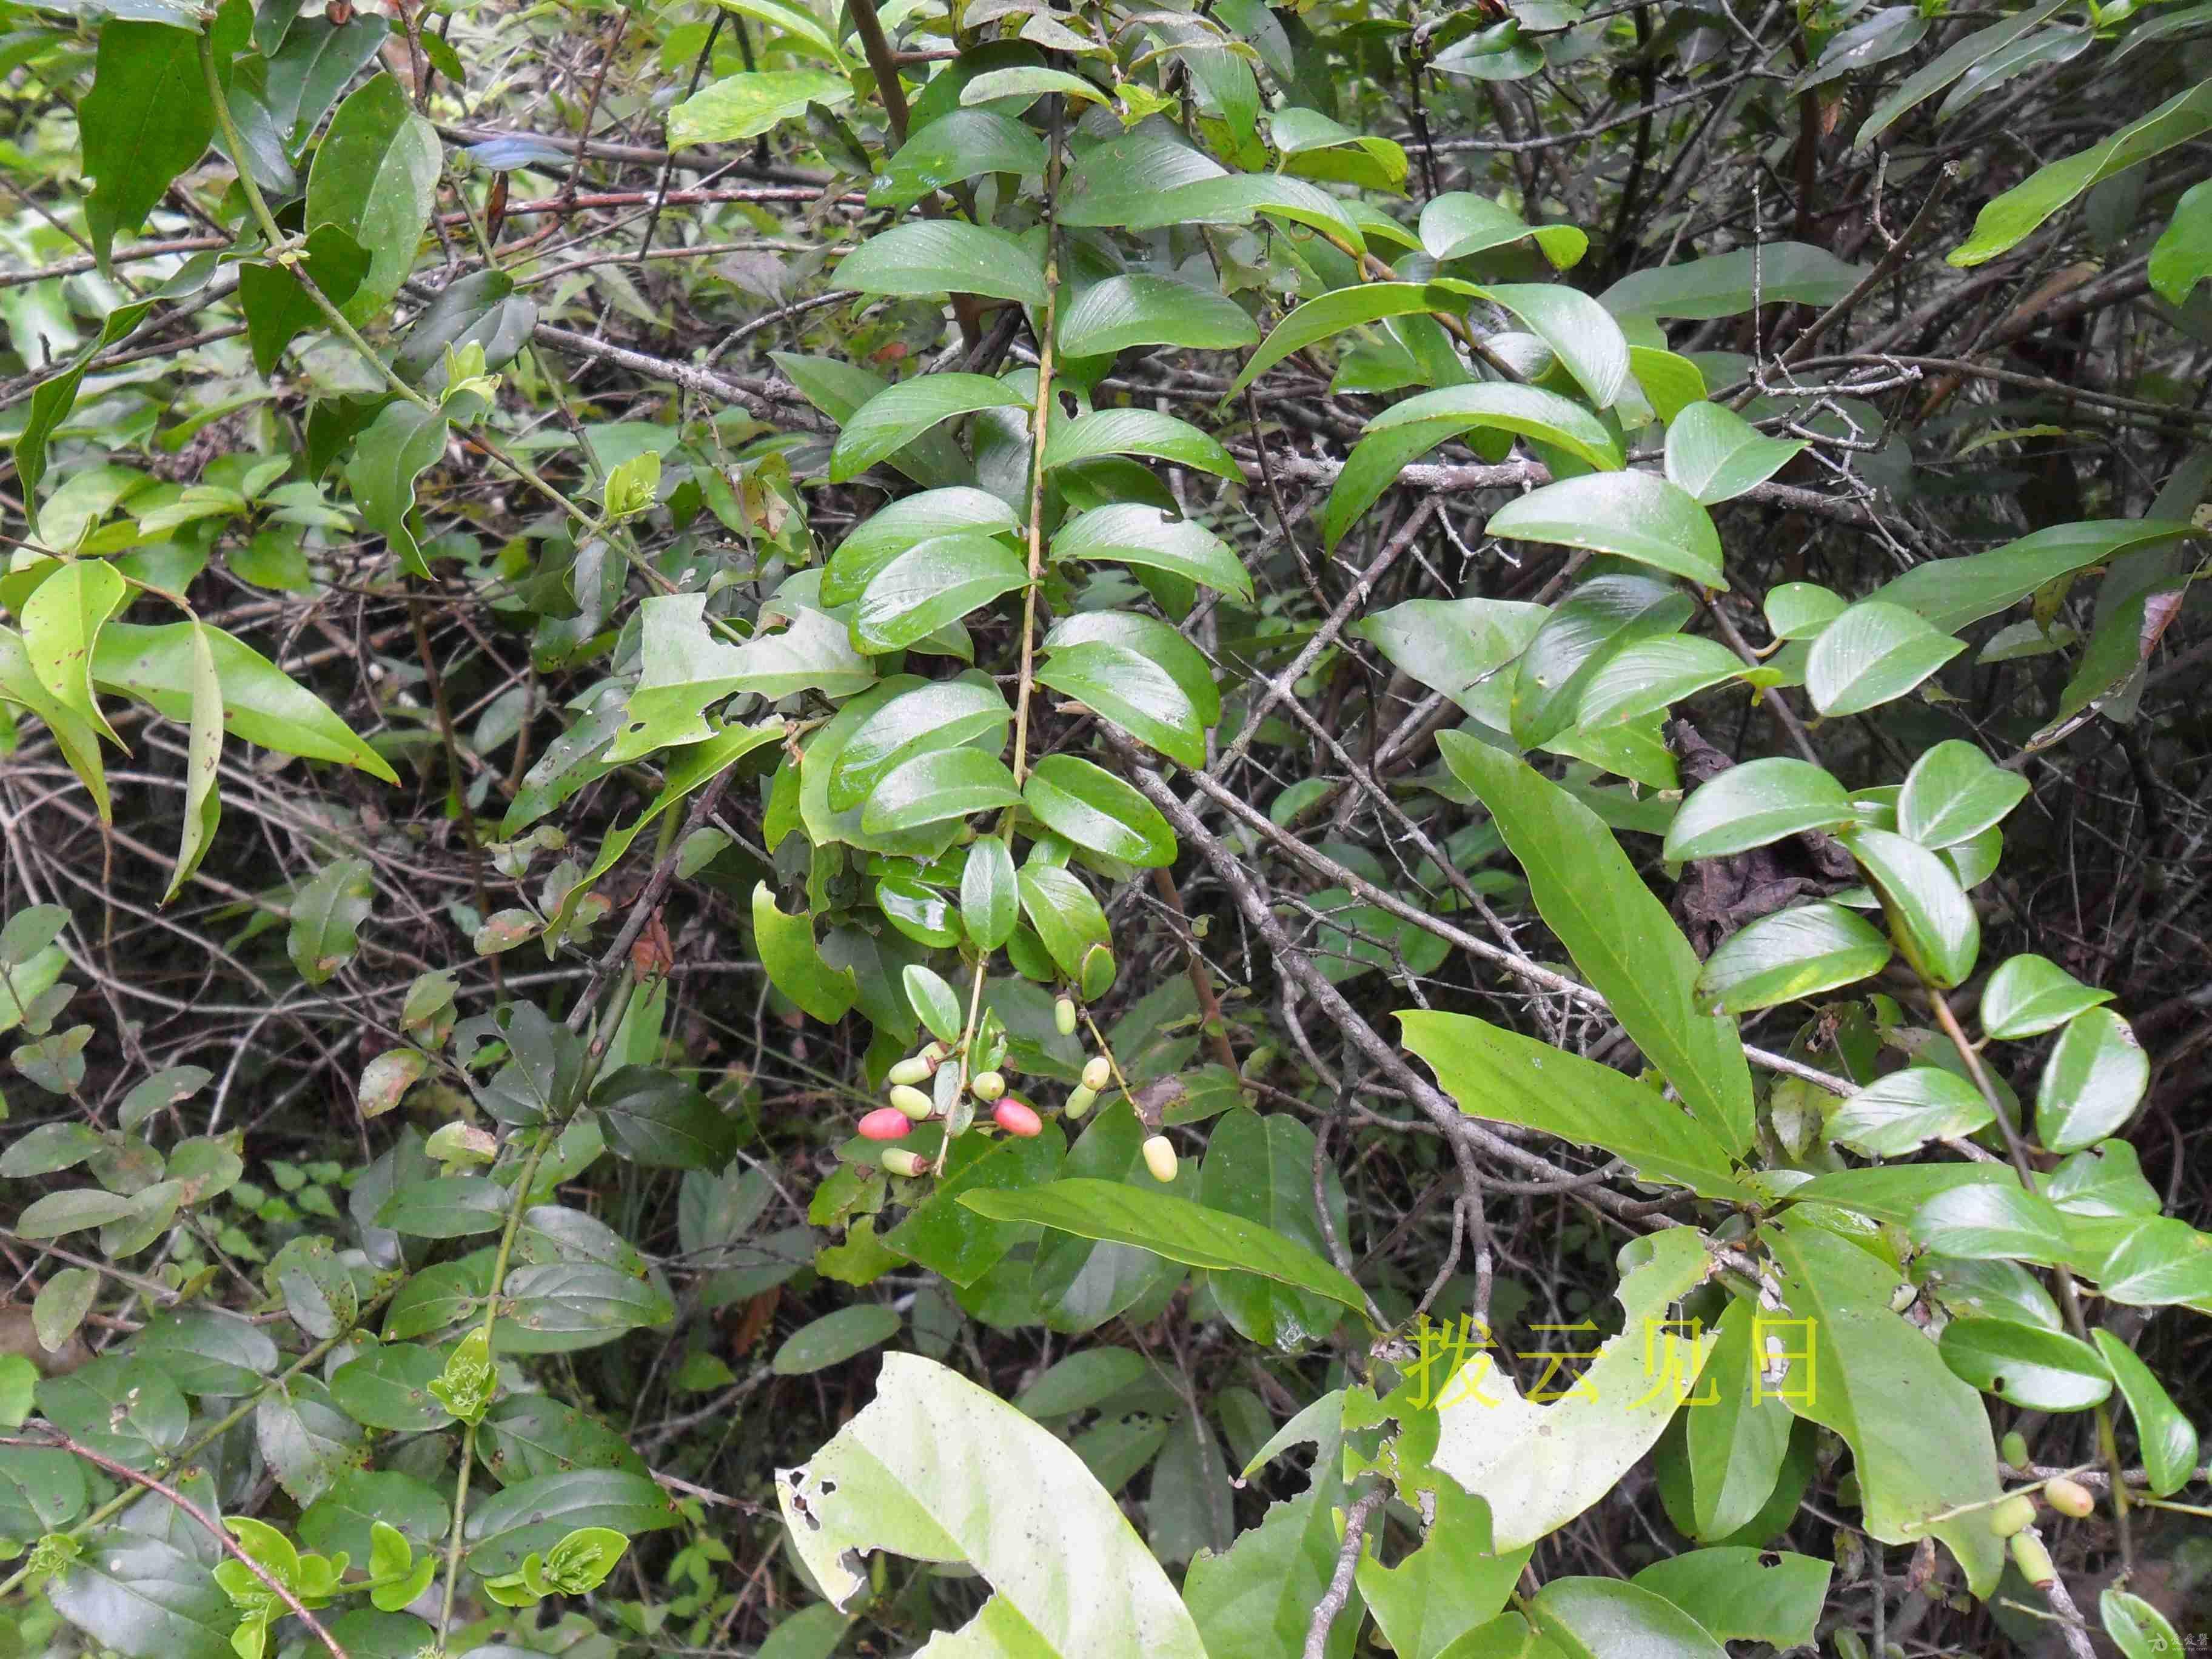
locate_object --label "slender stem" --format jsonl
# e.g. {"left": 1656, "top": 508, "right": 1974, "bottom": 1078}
{"left": 1008, "top": 104, "right": 1064, "bottom": 790}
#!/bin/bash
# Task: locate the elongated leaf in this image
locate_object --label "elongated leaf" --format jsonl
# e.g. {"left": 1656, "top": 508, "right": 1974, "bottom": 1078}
{"left": 1760, "top": 1219, "right": 2004, "bottom": 1595}
{"left": 1421, "top": 190, "right": 1586, "bottom": 267}
{"left": 2037, "top": 1007, "right": 2148, "bottom": 1153}
{"left": 1036, "top": 641, "right": 1205, "bottom": 767}
{"left": 1230, "top": 282, "right": 1471, "bottom": 397}
{"left": 1856, "top": 0, "right": 2071, "bottom": 146}
{"left": 829, "top": 675, "right": 1009, "bottom": 809}
{"left": 869, "top": 109, "right": 1044, "bottom": 209}
{"left": 2104, "top": 1587, "right": 2186, "bottom": 1659}
{"left": 1805, "top": 599, "right": 1965, "bottom": 716}
{"left": 1831, "top": 1065, "right": 1992, "bottom": 1156}
{"left": 831, "top": 374, "right": 1030, "bottom": 483}
{"left": 833, "top": 221, "right": 1047, "bottom": 307}
{"left": 1051, "top": 504, "right": 1252, "bottom": 600}
{"left": 863, "top": 747, "right": 1021, "bottom": 833}
{"left": 305, "top": 76, "right": 440, "bottom": 323}
{"left": 777, "top": 1352, "right": 1207, "bottom": 1654}
{"left": 1486, "top": 472, "right": 1725, "bottom": 588}
{"left": 1096, "top": 173, "right": 1364, "bottom": 254}
{"left": 1686, "top": 1300, "right": 1793, "bottom": 1540}
{"left": 851, "top": 534, "right": 1028, "bottom": 651}
{"left": 1439, "top": 734, "right": 1753, "bottom": 1153}
{"left": 2151, "top": 176, "right": 2212, "bottom": 304}
{"left": 1898, "top": 739, "right": 2028, "bottom": 848}
{"left": 963, "top": 1178, "right": 1367, "bottom": 1321}
{"left": 1665, "top": 758, "right": 1854, "bottom": 860}
{"left": 1024, "top": 754, "right": 1175, "bottom": 866}
{"left": 1697, "top": 902, "right": 1892, "bottom": 1015}
{"left": 164, "top": 620, "right": 223, "bottom": 903}
{"left": 23, "top": 558, "right": 126, "bottom": 742}
{"left": 2091, "top": 1329, "right": 2198, "bottom": 1496}
{"left": 81, "top": 23, "right": 213, "bottom": 270}
{"left": 771, "top": 1305, "right": 902, "bottom": 1375}
{"left": 1664, "top": 403, "right": 1806, "bottom": 504}
{"left": 1322, "top": 418, "right": 1469, "bottom": 551}
{"left": 1041, "top": 408, "right": 1241, "bottom": 481}
{"left": 1056, "top": 273, "right": 1258, "bottom": 358}
{"left": 1871, "top": 520, "right": 2200, "bottom": 634}
{"left": 1483, "top": 282, "right": 1630, "bottom": 408}
{"left": 1572, "top": 635, "right": 1746, "bottom": 729}
{"left": 1366, "top": 383, "right": 1621, "bottom": 472}
{"left": 825, "top": 487, "right": 1019, "bottom": 605}
{"left": 289, "top": 856, "right": 374, "bottom": 984}
{"left": 15, "top": 297, "right": 157, "bottom": 500}
{"left": 668, "top": 69, "right": 853, "bottom": 147}
{"left": 1939, "top": 1318, "right": 2111, "bottom": 1411}
{"left": 1600, "top": 243, "right": 1865, "bottom": 320}
{"left": 1844, "top": 826, "right": 1979, "bottom": 988}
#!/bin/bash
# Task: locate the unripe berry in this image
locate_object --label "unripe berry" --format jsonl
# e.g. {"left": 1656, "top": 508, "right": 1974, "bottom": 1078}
{"left": 857, "top": 1107, "right": 911, "bottom": 1141}
{"left": 1082, "top": 1055, "right": 1111, "bottom": 1091}
{"left": 1054, "top": 996, "right": 1078, "bottom": 1036}
{"left": 922, "top": 1041, "right": 950, "bottom": 1063}
{"left": 971, "top": 1070, "right": 1006, "bottom": 1102}
{"left": 2001, "top": 1430, "right": 2030, "bottom": 1469}
{"left": 993, "top": 1101, "right": 1042, "bottom": 1137}
{"left": 1988, "top": 1495, "right": 2037, "bottom": 1538}
{"left": 881, "top": 1148, "right": 928, "bottom": 1178}
{"left": 2044, "top": 1476, "right": 2095, "bottom": 1519}
{"left": 1064, "top": 1084, "right": 1097, "bottom": 1120}
{"left": 1142, "top": 1134, "right": 1177, "bottom": 1183}
{"left": 888, "top": 1084, "right": 934, "bottom": 1120}
{"left": 2008, "top": 1530, "right": 2056, "bottom": 1587}
{"left": 887, "top": 1055, "right": 933, "bottom": 1087}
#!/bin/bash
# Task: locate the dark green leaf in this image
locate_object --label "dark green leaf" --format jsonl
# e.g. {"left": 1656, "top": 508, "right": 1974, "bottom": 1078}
{"left": 464, "top": 1470, "right": 679, "bottom": 1575}
{"left": 1696, "top": 902, "right": 1892, "bottom": 1015}
{"left": 1843, "top": 826, "right": 1980, "bottom": 988}
{"left": 1022, "top": 755, "right": 1175, "bottom": 867}
{"left": 1830, "top": 1065, "right": 1992, "bottom": 1156}
{"left": 2091, "top": 1330, "right": 2198, "bottom": 1496}
{"left": 862, "top": 746, "right": 1022, "bottom": 833}
{"left": 304, "top": 75, "right": 441, "bottom": 323}
{"left": 592, "top": 1065, "right": 736, "bottom": 1170}
{"left": 81, "top": 24, "right": 212, "bottom": 269}
{"left": 330, "top": 1342, "right": 453, "bottom": 1430}
{"left": 1036, "top": 641, "right": 1205, "bottom": 768}
{"left": 48, "top": 1535, "right": 232, "bottom": 1659}
{"left": 830, "top": 375, "right": 1031, "bottom": 484}
{"left": 771, "top": 1305, "right": 903, "bottom": 1375}
{"left": 850, "top": 535, "right": 1028, "bottom": 652}
{"left": 1056, "top": 274, "right": 1259, "bottom": 358}
{"left": 833, "top": 221, "right": 1046, "bottom": 307}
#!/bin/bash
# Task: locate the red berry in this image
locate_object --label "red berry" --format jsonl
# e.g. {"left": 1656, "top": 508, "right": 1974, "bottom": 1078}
{"left": 993, "top": 1100, "right": 1043, "bottom": 1138}
{"left": 858, "top": 1107, "right": 911, "bottom": 1141}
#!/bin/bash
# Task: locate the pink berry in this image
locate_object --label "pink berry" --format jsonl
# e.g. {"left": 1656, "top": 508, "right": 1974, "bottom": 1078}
{"left": 858, "top": 1107, "right": 911, "bottom": 1141}
{"left": 994, "top": 1100, "right": 1043, "bottom": 1138}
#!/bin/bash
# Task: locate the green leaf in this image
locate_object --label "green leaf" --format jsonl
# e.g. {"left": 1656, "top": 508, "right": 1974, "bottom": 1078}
{"left": 1600, "top": 243, "right": 1865, "bottom": 320}
{"left": 1366, "top": 382, "right": 1622, "bottom": 472}
{"left": 824, "top": 488, "right": 1019, "bottom": 606}
{"left": 830, "top": 676, "right": 1009, "bottom": 811}
{"left": 1530, "top": 1579, "right": 1728, "bottom": 1657}
{"left": 1087, "top": 172, "right": 1364, "bottom": 255}
{"left": 1015, "top": 865, "right": 1110, "bottom": 980}
{"left": 289, "top": 856, "right": 374, "bottom": 985}
{"left": 304, "top": 75, "right": 441, "bottom": 324}
{"left": 1023, "top": 755, "right": 1175, "bottom": 867}
{"left": 1055, "top": 274, "right": 1259, "bottom": 358}
{"left": 862, "top": 746, "right": 1022, "bottom": 833}
{"left": 1831, "top": 1065, "right": 1992, "bottom": 1156}
{"left": 961, "top": 837, "right": 1019, "bottom": 951}
{"left": 1432, "top": 1230, "right": 1720, "bottom": 1552}
{"left": 1013, "top": 1350, "right": 1149, "bottom": 1418}
{"left": 392, "top": 267, "right": 535, "bottom": 389}
{"left": 1951, "top": 79, "right": 2212, "bottom": 266}
{"left": 1805, "top": 598, "right": 1965, "bottom": 716}
{"left": 962, "top": 1178, "right": 1369, "bottom": 1322}
{"left": 833, "top": 221, "right": 1046, "bottom": 307}
{"left": 850, "top": 534, "right": 1029, "bottom": 651}
{"left": 777, "top": 1352, "right": 1207, "bottom": 1652}
{"left": 2150, "top": 177, "right": 2212, "bottom": 303}
{"left": 0, "top": 1353, "right": 37, "bottom": 1428}
{"left": 868, "top": 109, "right": 1044, "bottom": 209}
{"left": 48, "top": 1535, "right": 232, "bottom": 1659}
{"left": 1666, "top": 759, "right": 1858, "bottom": 863}
{"left": 667, "top": 69, "right": 853, "bottom": 146}
{"left": 1663, "top": 403, "right": 1807, "bottom": 505}
{"left": 166, "top": 620, "right": 223, "bottom": 905}
{"left": 1843, "top": 826, "right": 1979, "bottom": 988}
{"left": 465, "top": 1470, "right": 679, "bottom": 1576}
{"left": 375, "top": 1176, "right": 508, "bottom": 1238}
{"left": 331, "top": 1343, "right": 454, "bottom": 1430}
{"left": 1760, "top": 1219, "right": 2005, "bottom": 1596}
{"left": 752, "top": 882, "right": 859, "bottom": 1024}
{"left": 35, "top": 1266, "right": 98, "bottom": 1355}
{"left": 1483, "top": 281, "right": 1631, "bottom": 408}
{"left": 1855, "top": 0, "right": 2070, "bottom": 146}
{"left": 1897, "top": 739, "right": 2028, "bottom": 848}
{"left": 1399, "top": 1010, "right": 1744, "bottom": 1199}
{"left": 2037, "top": 1008, "right": 2148, "bottom": 1153}
{"left": 1870, "top": 519, "right": 2200, "bottom": 635}
{"left": 2103, "top": 1587, "right": 2186, "bottom": 1659}
{"left": 15, "top": 299, "right": 158, "bottom": 501}
{"left": 830, "top": 375, "right": 1031, "bottom": 483}
{"left": 81, "top": 24, "right": 213, "bottom": 270}
{"left": 774, "top": 351, "right": 973, "bottom": 488}
{"left": 1572, "top": 635, "right": 1747, "bottom": 729}
{"left": 1911, "top": 1181, "right": 2068, "bottom": 1264}
{"left": 1486, "top": 472, "right": 1725, "bottom": 588}
{"left": 1355, "top": 1481, "right": 1528, "bottom": 1659}
{"left": 1321, "top": 419, "right": 1468, "bottom": 551}
{"left": 238, "top": 226, "right": 370, "bottom": 377}
{"left": 496, "top": 1262, "right": 674, "bottom": 1353}
{"left": 1051, "top": 504, "right": 1253, "bottom": 600}
{"left": 1982, "top": 953, "right": 2113, "bottom": 1039}
{"left": 2, "top": 626, "right": 111, "bottom": 819}
{"left": 1036, "top": 641, "right": 1205, "bottom": 768}
{"left": 959, "top": 64, "right": 1108, "bottom": 107}
{"left": 343, "top": 398, "right": 448, "bottom": 578}
{"left": 1439, "top": 734, "right": 1753, "bottom": 1153}
{"left": 39, "top": 1357, "right": 187, "bottom": 1466}
{"left": 1628, "top": 1549, "right": 1829, "bottom": 1649}
{"left": 1041, "top": 408, "right": 1241, "bottom": 483}
{"left": 885, "top": 1127, "right": 1065, "bottom": 1287}
{"left": 95, "top": 622, "right": 400, "bottom": 782}
{"left": 1696, "top": 902, "right": 1892, "bottom": 1016}
{"left": 1196, "top": 1111, "right": 1350, "bottom": 1349}
{"left": 592, "top": 1065, "right": 735, "bottom": 1170}
{"left": 23, "top": 559, "right": 126, "bottom": 744}
{"left": 1510, "top": 574, "right": 1692, "bottom": 748}
{"left": 1938, "top": 1318, "right": 2112, "bottom": 1410}
{"left": 1686, "top": 1301, "right": 1792, "bottom": 1540}
{"left": 2091, "top": 1329, "right": 2198, "bottom": 1496}
{"left": 1229, "top": 281, "right": 1473, "bottom": 397}
{"left": 607, "top": 592, "right": 868, "bottom": 763}
{"left": 1421, "top": 190, "right": 1586, "bottom": 267}
{"left": 1046, "top": 611, "right": 1219, "bottom": 724}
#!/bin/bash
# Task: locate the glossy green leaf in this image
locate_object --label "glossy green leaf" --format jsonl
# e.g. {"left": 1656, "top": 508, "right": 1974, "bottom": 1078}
{"left": 1035, "top": 640, "right": 1205, "bottom": 768}
{"left": 81, "top": 23, "right": 213, "bottom": 269}
{"left": 868, "top": 109, "right": 1044, "bottom": 208}
{"left": 1760, "top": 1219, "right": 2005, "bottom": 1596}
{"left": 1805, "top": 599, "right": 1965, "bottom": 716}
{"left": 1831, "top": 1065, "right": 1992, "bottom": 1155}
{"left": 1486, "top": 472, "right": 1725, "bottom": 588}
{"left": 1572, "top": 635, "right": 1746, "bottom": 729}
{"left": 1871, "top": 519, "right": 2200, "bottom": 635}
{"left": 1322, "top": 418, "right": 1470, "bottom": 551}
{"left": 1897, "top": 739, "right": 2028, "bottom": 848}
{"left": 2037, "top": 1007, "right": 2148, "bottom": 1153}
{"left": 1696, "top": 902, "right": 1892, "bottom": 1016}
{"left": 1366, "top": 382, "right": 1622, "bottom": 472}
{"left": 1843, "top": 826, "right": 1980, "bottom": 988}
{"left": 771, "top": 1305, "right": 903, "bottom": 1375}
{"left": 1510, "top": 574, "right": 1692, "bottom": 747}
{"left": 1041, "top": 407, "right": 1241, "bottom": 482}
{"left": 1052, "top": 504, "right": 1252, "bottom": 600}
{"left": 961, "top": 1178, "right": 1369, "bottom": 1322}
{"left": 1855, "top": 0, "right": 2070, "bottom": 146}
{"left": 1483, "top": 282, "right": 1630, "bottom": 408}
{"left": 1685, "top": 1300, "right": 1792, "bottom": 1539}
{"left": 305, "top": 75, "right": 440, "bottom": 323}
{"left": 1439, "top": 734, "right": 1754, "bottom": 1153}
{"left": 1099, "top": 172, "right": 1364, "bottom": 253}
{"left": 1664, "top": 757, "right": 1855, "bottom": 861}
{"left": 1600, "top": 243, "right": 1865, "bottom": 320}
{"left": 1911, "top": 1182, "right": 2069, "bottom": 1264}
{"left": 1023, "top": 754, "right": 1175, "bottom": 866}
{"left": 1015, "top": 864, "right": 1109, "bottom": 980}
{"left": 1629, "top": 1548, "right": 1830, "bottom": 1649}
{"left": 465, "top": 1470, "right": 679, "bottom": 1575}
{"left": 863, "top": 746, "right": 1022, "bottom": 833}
{"left": 1765, "top": 581, "right": 1845, "bottom": 640}
{"left": 1663, "top": 402, "right": 1806, "bottom": 504}
{"left": 1045, "top": 611, "right": 1220, "bottom": 724}
{"left": 1982, "top": 953, "right": 2113, "bottom": 1039}
{"left": 1400, "top": 1010, "right": 1744, "bottom": 1198}
{"left": 824, "top": 487, "right": 1019, "bottom": 606}
{"left": 850, "top": 534, "right": 1029, "bottom": 652}
{"left": 961, "top": 837, "right": 1019, "bottom": 951}
{"left": 1420, "top": 190, "right": 1586, "bottom": 267}
{"left": 668, "top": 69, "right": 852, "bottom": 146}
{"left": 1230, "top": 282, "right": 1470, "bottom": 397}
{"left": 828, "top": 676, "right": 1010, "bottom": 811}
{"left": 830, "top": 375, "right": 1031, "bottom": 483}
{"left": 2091, "top": 1329, "right": 2198, "bottom": 1496}
{"left": 753, "top": 881, "right": 859, "bottom": 1024}
{"left": 1939, "top": 1317, "right": 2112, "bottom": 1410}
{"left": 2103, "top": 1587, "right": 2186, "bottom": 1659}
{"left": 1055, "top": 273, "right": 1259, "bottom": 358}
{"left": 1951, "top": 79, "right": 2212, "bottom": 265}
{"left": 833, "top": 221, "right": 1045, "bottom": 307}
{"left": 2150, "top": 176, "right": 2212, "bottom": 303}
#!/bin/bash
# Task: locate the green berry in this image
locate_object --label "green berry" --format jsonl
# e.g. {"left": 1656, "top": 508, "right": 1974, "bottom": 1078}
{"left": 1142, "top": 1134, "right": 1178, "bottom": 1183}
{"left": 2044, "top": 1476, "right": 2094, "bottom": 1519}
{"left": 2008, "top": 1531, "right": 2055, "bottom": 1587}
{"left": 971, "top": 1070, "right": 1006, "bottom": 1102}
{"left": 1988, "top": 1495, "right": 2037, "bottom": 1538}
{"left": 1081, "top": 1055, "right": 1111, "bottom": 1091}
{"left": 880, "top": 1148, "right": 928, "bottom": 1178}
{"left": 2000, "top": 1430, "right": 2029, "bottom": 1469}
{"left": 888, "top": 1084, "right": 934, "bottom": 1120}
{"left": 1064, "top": 1084, "right": 1097, "bottom": 1119}
{"left": 1055, "top": 996, "right": 1078, "bottom": 1037}
{"left": 887, "top": 1055, "right": 933, "bottom": 1087}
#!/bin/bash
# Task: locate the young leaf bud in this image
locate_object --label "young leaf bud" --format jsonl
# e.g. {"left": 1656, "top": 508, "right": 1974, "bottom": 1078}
{"left": 857, "top": 1107, "right": 911, "bottom": 1141}
{"left": 1142, "top": 1134, "right": 1178, "bottom": 1183}
{"left": 971, "top": 1070, "right": 1006, "bottom": 1102}
{"left": 2008, "top": 1530, "right": 2056, "bottom": 1587}
{"left": 2000, "top": 1430, "right": 2030, "bottom": 1469}
{"left": 887, "top": 1055, "right": 933, "bottom": 1087}
{"left": 2044, "top": 1476, "right": 2095, "bottom": 1518}
{"left": 1081, "top": 1055, "right": 1111, "bottom": 1091}
{"left": 888, "top": 1084, "right": 934, "bottom": 1120}
{"left": 1988, "top": 1495, "right": 2037, "bottom": 1538}
{"left": 993, "top": 1101, "right": 1042, "bottom": 1138}
{"left": 1064, "top": 1084, "right": 1097, "bottom": 1120}
{"left": 1054, "top": 996, "right": 1078, "bottom": 1036}
{"left": 880, "top": 1148, "right": 928, "bottom": 1178}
